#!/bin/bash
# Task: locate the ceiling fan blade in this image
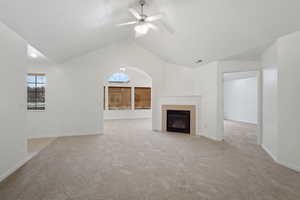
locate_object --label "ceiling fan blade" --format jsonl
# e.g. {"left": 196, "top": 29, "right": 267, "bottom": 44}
{"left": 146, "top": 14, "right": 163, "bottom": 22}
{"left": 147, "top": 23, "right": 159, "bottom": 31}
{"left": 116, "top": 21, "right": 137, "bottom": 26}
{"left": 129, "top": 8, "right": 141, "bottom": 20}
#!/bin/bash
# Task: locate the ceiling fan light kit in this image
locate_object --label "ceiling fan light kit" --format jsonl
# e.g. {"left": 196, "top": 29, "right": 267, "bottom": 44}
{"left": 135, "top": 23, "right": 149, "bottom": 34}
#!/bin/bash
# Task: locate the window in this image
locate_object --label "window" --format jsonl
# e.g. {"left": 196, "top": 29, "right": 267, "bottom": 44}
{"left": 108, "top": 73, "right": 130, "bottom": 83}
{"left": 135, "top": 87, "right": 151, "bottom": 109}
{"left": 108, "top": 87, "right": 131, "bottom": 110}
{"left": 27, "top": 73, "right": 46, "bottom": 110}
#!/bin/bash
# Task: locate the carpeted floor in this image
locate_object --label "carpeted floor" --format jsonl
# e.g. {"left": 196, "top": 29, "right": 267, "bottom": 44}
{"left": 1, "top": 119, "right": 300, "bottom": 200}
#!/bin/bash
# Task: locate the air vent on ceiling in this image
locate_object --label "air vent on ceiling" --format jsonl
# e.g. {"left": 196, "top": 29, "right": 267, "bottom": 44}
{"left": 196, "top": 59, "right": 203, "bottom": 64}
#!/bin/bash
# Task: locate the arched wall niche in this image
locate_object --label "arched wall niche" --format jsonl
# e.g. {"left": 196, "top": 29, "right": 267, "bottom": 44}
{"left": 102, "top": 66, "right": 153, "bottom": 120}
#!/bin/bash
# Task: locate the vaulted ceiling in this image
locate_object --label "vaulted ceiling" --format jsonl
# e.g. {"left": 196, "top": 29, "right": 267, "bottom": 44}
{"left": 0, "top": 0, "right": 300, "bottom": 67}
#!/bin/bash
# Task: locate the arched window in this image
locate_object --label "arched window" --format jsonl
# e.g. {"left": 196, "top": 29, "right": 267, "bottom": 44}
{"left": 108, "top": 73, "right": 130, "bottom": 83}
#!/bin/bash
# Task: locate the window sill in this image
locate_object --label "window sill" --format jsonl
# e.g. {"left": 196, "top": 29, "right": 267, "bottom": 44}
{"left": 105, "top": 109, "right": 152, "bottom": 111}
{"left": 27, "top": 110, "right": 46, "bottom": 112}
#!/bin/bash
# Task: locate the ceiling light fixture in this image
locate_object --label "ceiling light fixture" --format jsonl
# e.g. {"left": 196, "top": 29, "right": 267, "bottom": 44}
{"left": 134, "top": 23, "right": 149, "bottom": 35}
{"left": 30, "top": 53, "right": 38, "bottom": 58}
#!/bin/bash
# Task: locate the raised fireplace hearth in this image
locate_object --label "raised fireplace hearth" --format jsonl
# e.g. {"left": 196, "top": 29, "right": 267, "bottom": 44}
{"left": 161, "top": 105, "right": 196, "bottom": 136}
{"left": 167, "top": 110, "right": 190, "bottom": 133}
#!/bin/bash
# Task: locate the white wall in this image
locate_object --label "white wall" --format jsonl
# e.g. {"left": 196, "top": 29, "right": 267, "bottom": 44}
{"left": 193, "top": 62, "right": 220, "bottom": 140}
{"left": 104, "top": 67, "right": 152, "bottom": 120}
{"left": 26, "top": 61, "right": 65, "bottom": 138}
{"left": 162, "top": 63, "right": 195, "bottom": 97}
{"left": 105, "top": 109, "right": 152, "bottom": 120}
{"left": 224, "top": 77, "right": 258, "bottom": 124}
{"left": 0, "top": 22, "right": 28, "bottom": 180}
{"left": 276, "top": 31, "right": 300, "bottom": 171}
{"left": 259, "top": 31, "right": 300, "bottom": 172}
{"left": 261, "top": 43, "right": 279, "bottom": 160}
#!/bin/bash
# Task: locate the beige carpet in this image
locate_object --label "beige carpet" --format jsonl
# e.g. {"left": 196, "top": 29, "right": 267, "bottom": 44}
{"left": 1, "top": 119, "right": 300, "bottom": 200}
{"left": 27, "top": 137, "right": 57, "bottom": 154}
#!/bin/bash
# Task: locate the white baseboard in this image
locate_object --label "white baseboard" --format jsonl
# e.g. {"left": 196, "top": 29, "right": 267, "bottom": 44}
{"left": 261, "top": 144, "right": 278, "bottom": 162}
{"left": 224, "top": 118, "right": 257, "bottom": 125}
{"left": 198, "top": 132, "right": 223, "bottom": 141}
{"left": 277, "top": 160, "right": 300, "bottom": 173}
{"left": 104, "top": 117, "right": 152, "bottom": 120}
{"left": 203, "top": 135, "right": 223, "bottom": 141}
{"left": 28, "top": 132, "right": 103, "bottom": 139}
{"left": 0, "top": 152, "right": 37, "bottom": 183}
{"left": 261, "top": 144, "right": 300, "bottom": 173}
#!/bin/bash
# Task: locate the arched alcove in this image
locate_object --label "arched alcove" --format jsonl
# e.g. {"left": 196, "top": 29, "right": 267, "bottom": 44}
{"left": 102, "top": 67, "right": 153, "bottom": 122}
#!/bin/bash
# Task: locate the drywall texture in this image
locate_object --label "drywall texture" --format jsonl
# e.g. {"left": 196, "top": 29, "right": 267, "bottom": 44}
{"left": 193, "top": 62, "right": 220, "bottom": 140}
{"left": 261, "top": 43, "right": 279, "bottom": 160}
{"left": 224, "top": 77, "right": 258, "bottom": 124}
{"left": 260, "top": 31, "right": 300, "bottom": 172}
{"left": 277, "top": 31, "right": 300, "bottom": 171}
{"left": 162, "top": 63, "right": 196, "bottom": 97}
{"left": 0, "top": 22, "right": 28, "bottom": 180}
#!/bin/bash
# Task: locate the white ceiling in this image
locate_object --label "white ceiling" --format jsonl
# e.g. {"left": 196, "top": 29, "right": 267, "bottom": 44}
{"left": 0, "top": 0, "right": 300, "bottom": 67}
{"left": 221, "top": 41, "right": 274, "bottom": 61}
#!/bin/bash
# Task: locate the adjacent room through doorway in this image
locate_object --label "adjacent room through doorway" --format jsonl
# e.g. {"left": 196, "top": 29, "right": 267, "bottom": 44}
{"left": 223, "top": 71, "right": 259, "bottom": 151}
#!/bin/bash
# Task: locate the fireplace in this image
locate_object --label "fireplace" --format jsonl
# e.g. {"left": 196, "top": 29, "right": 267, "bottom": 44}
{"left": 161, "top": 104, "right": 198, "bottom": 136}
{"left": 167, "top": 110, "right": 191, "bottom": 134}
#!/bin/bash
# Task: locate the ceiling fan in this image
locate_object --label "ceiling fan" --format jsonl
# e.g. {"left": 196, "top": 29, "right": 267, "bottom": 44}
{"left": 117, "top": 0, "right": 168, "bottom": 37}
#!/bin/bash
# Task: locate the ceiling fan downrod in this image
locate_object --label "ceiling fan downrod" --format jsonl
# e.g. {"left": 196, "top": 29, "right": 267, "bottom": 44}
{"left": 139, "top": 0, "right": 146, "bottom": 19}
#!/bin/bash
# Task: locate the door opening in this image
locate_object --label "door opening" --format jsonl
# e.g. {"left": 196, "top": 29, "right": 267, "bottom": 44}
{"left": 222, "top": 71, "right": 261, "bottom": 148}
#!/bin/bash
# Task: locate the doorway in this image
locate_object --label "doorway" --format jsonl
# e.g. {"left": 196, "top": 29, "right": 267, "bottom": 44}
{"left": 222, "top": 71, "right": 261, "bottom": 149}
